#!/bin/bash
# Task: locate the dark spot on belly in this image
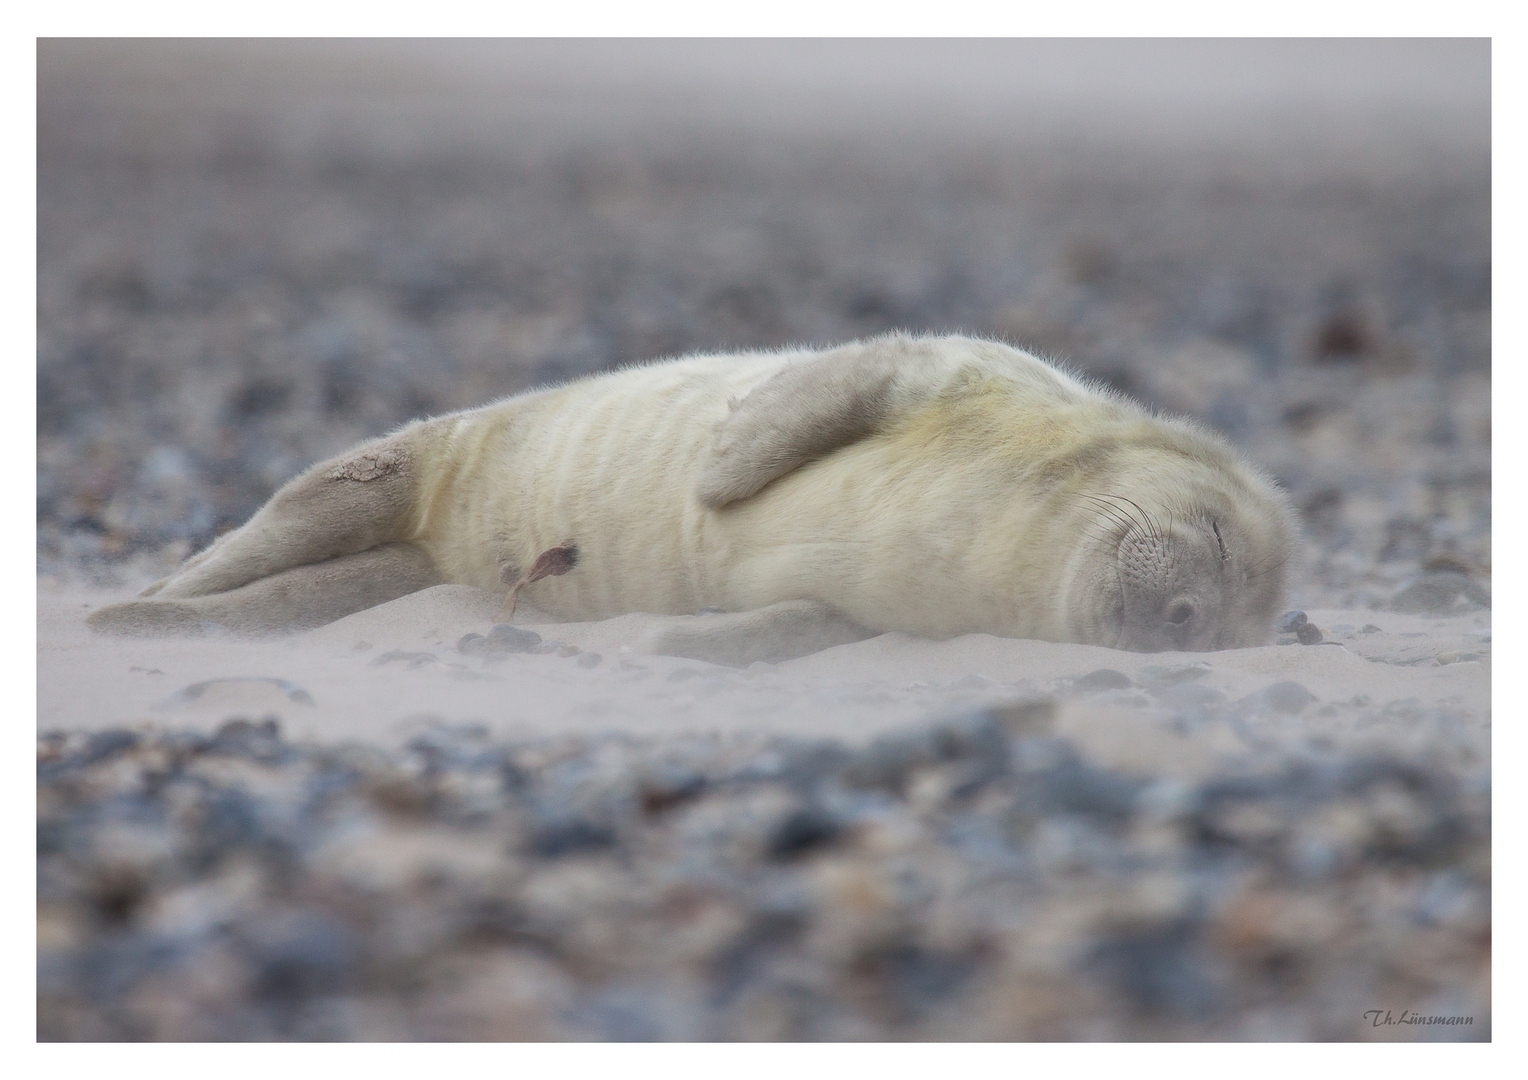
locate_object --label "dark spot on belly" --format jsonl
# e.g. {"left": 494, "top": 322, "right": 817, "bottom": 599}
{"left": 496, "top": 541, "right": 580, "bottom": 620}
{"left": 527, "top": 542, "right": 579, "bottom": 579}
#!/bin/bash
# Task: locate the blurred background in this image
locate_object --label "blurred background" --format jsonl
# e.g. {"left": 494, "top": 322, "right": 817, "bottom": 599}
{"left": 36, "top": 39, "right": 1490, "bottom": 610}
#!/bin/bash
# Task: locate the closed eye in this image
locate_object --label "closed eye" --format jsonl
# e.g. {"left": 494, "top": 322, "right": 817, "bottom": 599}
{"left": 1212, "top": 520, "right": 1229, "bottom": 563}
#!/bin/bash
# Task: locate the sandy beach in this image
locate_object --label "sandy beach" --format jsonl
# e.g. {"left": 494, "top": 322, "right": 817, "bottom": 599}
{"left": 38, "top": 577, "right": 1491, "bottom": 1040}
{"left": 42, "top": 584, "right": 1489, "bottom": 759}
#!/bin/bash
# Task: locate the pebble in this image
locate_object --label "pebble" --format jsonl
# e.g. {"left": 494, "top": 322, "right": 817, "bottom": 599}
{"left": 369, "top": 650, "right": 445, "bottom": 670}
{"left": 160, "top": 677, "right": 315, "bottom": 708}
{"left": 765, "top": 804, "right": 842, "bottom": 860}
{"left": 36, "top": 705, "right": 1488, "bottom": 1040}
{"left": 457, "top": 625, "right": 543, "bottom": 658}
{"left": 637, "top": 763, "right": 707, "bottom": 813}
{"left": 209, "top": 717, "right": 287, "bottom": 761}
{"left": 1278, "top": 611, "right": 1309, "bottom": 633}
{"left": 1075, "top": 669, "right": 1134, "bottom": 692}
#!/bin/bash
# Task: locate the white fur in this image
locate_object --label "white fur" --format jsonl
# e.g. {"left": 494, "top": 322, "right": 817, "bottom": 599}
{"left": 405, "top": 334, "right": 1290, "bottom": 644}
{"left": 92, "top": 333, "right": 1295, "bottom": 650}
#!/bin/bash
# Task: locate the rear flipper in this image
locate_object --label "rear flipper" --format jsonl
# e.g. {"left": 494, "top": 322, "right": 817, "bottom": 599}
{"left": 88, "top": 426, "right": 440, "bottom": 637}
{"left": 87, "top": 542, "right": 442, "bottom": 637}
{"left": 639, "top": 599, "right": 876, "bottom": 667}
{"left": 154, "top": 428, "right": 427, "bottom": 602}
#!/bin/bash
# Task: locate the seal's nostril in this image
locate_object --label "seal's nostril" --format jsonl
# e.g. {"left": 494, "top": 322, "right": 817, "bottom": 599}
{"left": 1167, "top": 602, "right": 1194, "bottom": 626}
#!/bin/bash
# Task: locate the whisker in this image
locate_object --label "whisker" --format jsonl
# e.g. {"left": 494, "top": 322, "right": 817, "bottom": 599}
{"left": 1077, "top": 517, "right": 1132, "bottom": 549}
{"left": 1078, "top": 494, "right": 1140, "bottom": 540}
{"left": 1245, "top": 555, "right": 1290, "bottom": 580}
{"left": 1081, "top": 491, "right": 1137, "bottom": 526}
{"left": 1104, "top": 496, "right": 1153, "bottom": 543}
{"left": 1243, "top": 547, "right": 1286, "bottom": 575}
{"left": 1082, "top": 492, "right": 1138, "bottom": 527}
{"left": 1083, "top": 538, "right": 1123, "bottom": 558}
{"left": 1080, "top": 528, "right": 1122, "bottom": 547}
{"left": 1108, "top": 493, "right": 1164, "bottom": 542}
{"left": 1081, "top": 494, "right": 1130, "bottom": 522}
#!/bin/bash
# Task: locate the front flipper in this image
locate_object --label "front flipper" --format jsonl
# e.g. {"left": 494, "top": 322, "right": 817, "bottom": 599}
{"left": 695, "top": 333, "right": 955, "bottom": 508}
{"left": 639, "top": 599, "right": 875, "bottom": 667}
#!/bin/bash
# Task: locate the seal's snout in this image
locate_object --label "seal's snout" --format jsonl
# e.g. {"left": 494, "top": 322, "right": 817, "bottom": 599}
{"left": 1105, "top": 515, "right": 1235, "bottom": 652}
{"left": 1104, "top": 514, "right": 1288, "bottom": 652}
{"left": 1115, "top": 585, "right": 1218, "bottom": 653}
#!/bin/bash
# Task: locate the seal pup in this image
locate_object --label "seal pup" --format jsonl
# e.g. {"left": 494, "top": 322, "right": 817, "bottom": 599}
{"left": 88, "top": 333, "right": 1296, "bottom": 657}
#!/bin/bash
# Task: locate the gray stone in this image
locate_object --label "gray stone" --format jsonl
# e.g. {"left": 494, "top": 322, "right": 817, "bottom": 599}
{"left": 489, "top": 623, "right": 543, "bottom": 650}
{"left": 1278, "top": 610, "right": 1308, "bottom": 633}
{"left": 1075, "top": 668, "right": 1134, "bottom": 692}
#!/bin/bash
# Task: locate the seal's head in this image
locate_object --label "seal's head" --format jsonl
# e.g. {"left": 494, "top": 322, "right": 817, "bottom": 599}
{"left": 1060, "top": 455, "right": 1297, "bottom": 652}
